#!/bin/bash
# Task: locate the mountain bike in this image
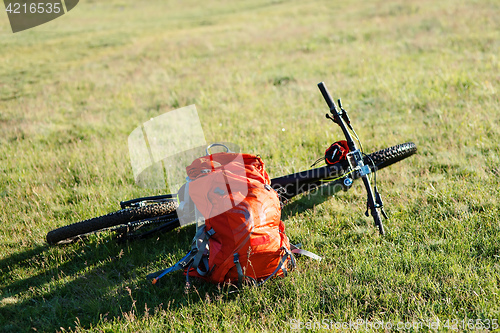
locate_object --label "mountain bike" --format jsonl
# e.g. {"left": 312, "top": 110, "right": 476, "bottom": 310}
{"left": 46, "top": 83, "right": 417, "bottom": 245}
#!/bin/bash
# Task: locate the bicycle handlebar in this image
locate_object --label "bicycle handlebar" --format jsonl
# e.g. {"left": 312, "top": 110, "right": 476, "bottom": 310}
{"left": 317, "top": 82, "right": 385, "bottom": 235}
{"left": 318, "top": 82, "right": 357, "bottom": 151}
{"left": 317, "top": 82, "right": 338, "bottom": 112}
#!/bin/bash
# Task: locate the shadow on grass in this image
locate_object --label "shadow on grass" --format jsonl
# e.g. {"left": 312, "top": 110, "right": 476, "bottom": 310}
{"left": 282, "top": 181, "right": 345, "bottom": 221}
{"left": 0, "top": 223, "right": 226, "bottom": 331}
{"left": 0, "top": 186, "right": 340, "bottom": 331}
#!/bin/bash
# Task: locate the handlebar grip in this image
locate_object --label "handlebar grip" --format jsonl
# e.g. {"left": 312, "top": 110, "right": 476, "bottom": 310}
{"left": 317, "top": 82, "right": 338, "bottom": 112}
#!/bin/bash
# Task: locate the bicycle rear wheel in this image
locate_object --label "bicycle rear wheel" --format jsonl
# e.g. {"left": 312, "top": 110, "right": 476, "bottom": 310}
{"left": 46, "top": 200, "right": 178, "bottom": 245}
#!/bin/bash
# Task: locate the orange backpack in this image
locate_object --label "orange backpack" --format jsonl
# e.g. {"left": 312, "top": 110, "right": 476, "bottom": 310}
{"left": 149, "top": 152, "right": 320, "bottom": 286}
{"left": 185, "top": 153, "right": 293, "bottom": 284}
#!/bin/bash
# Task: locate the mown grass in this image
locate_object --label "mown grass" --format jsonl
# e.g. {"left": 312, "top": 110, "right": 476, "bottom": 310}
{"left": 1, "top": 0, "right": 499, "bottom": 331}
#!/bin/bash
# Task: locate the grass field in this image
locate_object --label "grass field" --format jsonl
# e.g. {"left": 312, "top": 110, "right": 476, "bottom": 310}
{"left": 1, "top": 0, "right": 499, "bottom": 331}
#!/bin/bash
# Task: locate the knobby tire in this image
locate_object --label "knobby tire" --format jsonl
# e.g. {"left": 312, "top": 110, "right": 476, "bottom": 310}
{"left": 364, "top": 142, "right": 417, "bottom": 171}
{"left": 46, "top": 201, "right": 178, "bottom": 244}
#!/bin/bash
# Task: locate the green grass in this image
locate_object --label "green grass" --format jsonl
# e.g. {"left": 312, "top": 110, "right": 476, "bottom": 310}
{"left": 1, "top": 0, "right": 499, "bottom": 331}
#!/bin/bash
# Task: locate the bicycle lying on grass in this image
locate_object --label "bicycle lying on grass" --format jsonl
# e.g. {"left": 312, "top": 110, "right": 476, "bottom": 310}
{"left": 46, "top": 82, "right": 417, "bottom": 245}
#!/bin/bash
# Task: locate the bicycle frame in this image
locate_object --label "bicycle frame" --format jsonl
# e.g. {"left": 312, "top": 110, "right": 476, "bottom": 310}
{"left": 122, "top": 164, "right": 349, "bottom": 207}
{"left": 120, "top": 83, "right": 388, "bottom": 237}
{"left": 46, "top": 82, "right": 417, "bottom": 245}
{"left": 116, "top": 163, "right": 355, "bottom": 241}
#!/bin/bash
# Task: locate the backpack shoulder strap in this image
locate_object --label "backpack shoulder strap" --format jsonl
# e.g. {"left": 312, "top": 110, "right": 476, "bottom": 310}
{"left": 147, "top": 250, "right": 197, "bottom": 284}
{"left": 233, "top": 247, "right": 297, "bottom": 287}
{"left": 191, "top": 225, "right": 215, "bottom": 277}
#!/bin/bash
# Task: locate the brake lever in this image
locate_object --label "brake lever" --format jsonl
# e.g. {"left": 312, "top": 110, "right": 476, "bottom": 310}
{"left": 337, "top": 99, "right": 352, "bottom": 127}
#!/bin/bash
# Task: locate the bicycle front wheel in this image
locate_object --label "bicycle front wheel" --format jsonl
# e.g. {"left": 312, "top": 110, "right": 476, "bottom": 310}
{"left": 271, "top": 142, "right": 417, "bottom": 199}
{"left": 364, "top": 141, "right": 417, "bottom": 171}
{"left": 46, "top": 200, "right": 178, "bottom": 245}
